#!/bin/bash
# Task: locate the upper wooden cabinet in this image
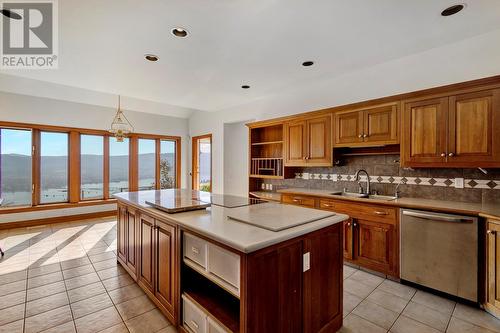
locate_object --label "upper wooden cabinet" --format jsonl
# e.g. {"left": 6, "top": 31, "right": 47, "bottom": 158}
{"left": 284, "top": 115, "right": 332, "bottom": 167}
{"left": 334, "top": 103, "right": 399, "bottom": 147}
{"left": 402, "top": 88, "right": 500, "bottom": 167}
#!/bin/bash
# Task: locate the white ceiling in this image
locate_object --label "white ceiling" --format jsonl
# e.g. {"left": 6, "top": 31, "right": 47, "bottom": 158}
{"left": 2, "top": 0, "right": 500, "bottom": 113}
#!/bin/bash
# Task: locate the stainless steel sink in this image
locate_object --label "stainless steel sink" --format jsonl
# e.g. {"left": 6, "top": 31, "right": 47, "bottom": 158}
{"left": 329, "top": 192, "right": 397, "bottom": 201}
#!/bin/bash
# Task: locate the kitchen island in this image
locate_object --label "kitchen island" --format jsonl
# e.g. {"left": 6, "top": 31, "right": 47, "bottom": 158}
{"left": 114, "top": 189, "right": 348, "bottom": 333}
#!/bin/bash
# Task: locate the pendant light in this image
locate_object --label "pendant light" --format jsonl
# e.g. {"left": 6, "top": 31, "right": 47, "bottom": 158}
{"left": 109, "top": 95, "right": 134, "bottom": 142}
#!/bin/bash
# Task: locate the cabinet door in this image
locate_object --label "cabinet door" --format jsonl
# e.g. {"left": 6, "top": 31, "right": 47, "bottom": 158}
{"left": 334, "top": 110, "right": 364, "bottom": 146}
{"left": 401, "top": 97, "right": 448, "bottom": 166}
{"left": 138, "top": 214, "right": 154, "bottom": 293}
{"left": 155, "top": 221, "right": 176, "bottom": 319}
{"left": 355, "top": 219, "right": 396, "bottom": 275}
{"left": 306, "top": 115, "right": 332, "bottom": 166}
{"left": 448, "top": 89, "right": 500, "bottom": 165}
{"left": 117, "top": 205, "right": 127, "bottom": 263}
{"left": 303, "top": 224, "right": 343, "bottom": 333}
{"left": 364, "top": 104, "right": 398, "bottom": 145}
{"left": 284, "top": 120, "right": 307, "bottom": 166}
{"left": 343, "top": 219, "right": 354, "bottom": 260}
{"left": 126, "top": 208, "right": 138, "bottom": 278}
{"left": 486, "top": 221, "right": 500, "bottom": 318}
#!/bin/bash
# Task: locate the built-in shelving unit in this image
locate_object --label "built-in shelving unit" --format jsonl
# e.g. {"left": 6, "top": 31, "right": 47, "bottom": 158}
{"left": 248, "top": 123, "right": 288, "bottom": 192}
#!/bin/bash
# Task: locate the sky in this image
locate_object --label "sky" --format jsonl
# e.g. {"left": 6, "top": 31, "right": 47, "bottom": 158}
{"left": 0, "top": 129, "right": 176, "bottom": 156}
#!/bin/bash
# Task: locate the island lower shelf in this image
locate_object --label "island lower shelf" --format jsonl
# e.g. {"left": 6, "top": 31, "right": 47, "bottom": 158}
{"left": 116, "top": 199, "right": 344, "bottom": 333}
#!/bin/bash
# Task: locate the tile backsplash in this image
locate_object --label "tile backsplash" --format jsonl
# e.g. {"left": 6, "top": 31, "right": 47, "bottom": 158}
{"left": 264, "top": 155, "right": 500, "bottom": 204}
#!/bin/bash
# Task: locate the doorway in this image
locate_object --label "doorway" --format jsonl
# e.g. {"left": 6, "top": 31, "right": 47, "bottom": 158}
{"left": 192, "top": 134, "right": 212, "bottom": 192}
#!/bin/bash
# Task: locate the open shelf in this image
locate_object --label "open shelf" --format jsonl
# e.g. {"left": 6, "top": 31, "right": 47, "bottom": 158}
{"left": 182, "top": 265, "right": 240, "bottom": 332}
{"left": 251, "top": 140, "right": 283, "bottom": 146}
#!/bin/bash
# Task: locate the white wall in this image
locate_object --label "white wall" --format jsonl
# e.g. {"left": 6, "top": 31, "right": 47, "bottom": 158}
{"left": 223, "top": 121, "right": 251, "bottom": 197}
{"left": 0, "top": 91, "right": 190, "bottom": 223}
{"left": 188, "top": 28, "right": 500, "bottom": 194}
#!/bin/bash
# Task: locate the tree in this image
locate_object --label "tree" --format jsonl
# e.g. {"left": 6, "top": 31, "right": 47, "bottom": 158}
{"left": 159, "top": 159, "right": 174, "bottom": 189}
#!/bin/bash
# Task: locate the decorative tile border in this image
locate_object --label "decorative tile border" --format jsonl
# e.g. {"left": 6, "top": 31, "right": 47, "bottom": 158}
{"left": 294, "top": 173, "right": 500, "bottom": 190}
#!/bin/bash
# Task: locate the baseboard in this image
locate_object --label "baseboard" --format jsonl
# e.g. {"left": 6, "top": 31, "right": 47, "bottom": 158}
{"left": 0, "top": 210, "right": 117, "bottom": 230}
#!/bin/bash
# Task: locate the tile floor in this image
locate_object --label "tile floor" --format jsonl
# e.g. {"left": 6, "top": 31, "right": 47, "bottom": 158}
{"left": 0, "top": 218, "right": 177, "bottom": 333}
{"left": 1, "top": 217, "right": 500, "bottom": 333}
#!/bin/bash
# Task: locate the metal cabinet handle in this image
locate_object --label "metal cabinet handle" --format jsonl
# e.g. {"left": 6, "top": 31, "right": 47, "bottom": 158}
{"left": 305, "top": 156, "right": 310, "bottom": 160}
{"left": 190, "top": 320, "right": 199, "bottom": 329}
{"left": 346, "top": 222, "right": 351, "bottom": 226}
{"left": 363, "top": 134, "right": 368, "bottom": 138}
{"left": 358, "top": 134, "right": 363, "bottom": 138}
{"left": 448, "top": 152, "right": 455, "bottom": 157}
{"left": 440, "top": 152, "right": 446, "bottom": 157}
{"left": 323, "top": 203, "right": 333, "bottom": 207}
{"left": 487, "top": 230, "right": 496, "bottom": 235}
{"left": 374, "top": 211, "right": 389, "bottom": 215}
{"left": 353, "top": 222, "right": 358, "bottom": 227}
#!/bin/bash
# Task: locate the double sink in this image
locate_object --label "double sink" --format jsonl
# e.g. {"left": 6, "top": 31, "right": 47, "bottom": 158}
{"left": 329, "top": 191, "right": 397, "bottom": 201}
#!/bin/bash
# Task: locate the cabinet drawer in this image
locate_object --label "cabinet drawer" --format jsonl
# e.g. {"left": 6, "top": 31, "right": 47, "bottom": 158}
{"left": 282, "top": 194, "right": 316, "bottom": 208}
{"left": 208, "top": 244, "right": 240, "bottom": 291}
{"left": 319, "top": 199, "right": 397, "bottom": 223}
{"left": 184, "top": 233, "right": 208, "bottom": 269}
{"left": 183, "top": 295, "right": 207, "bottom": 333}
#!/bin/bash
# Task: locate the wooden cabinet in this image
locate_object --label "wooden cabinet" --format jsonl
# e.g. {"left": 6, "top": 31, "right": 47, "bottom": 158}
{"left": 245, "top": 223, "right": 342, "bottom": 333}
{"left": 117, "top": 203, "right": 138, "bottom": 279}
{"left": 343, "top": 220, "right": 354, "bottom": 260}
{"left": 284, "top": 195, "right": 399, "bottom": 277}
{"left": 486, "top": 219, "right": 500, "bottom": 319}
{"left": 154, "top": 221, "right": 176, "bottom": 317}
{"left": 138, "top": 214, "right": 154, "bottom": 293}
{"left": 284, "top": 115, "right": 332, "bottom": 167}
{"left": 117, "top": 204, "right": 127, "bottom": 263}
{"left": 355, "top": 219, "right": 396, "bottom": 275}
{"left": 334, "top": 103, "right": 398, "bottom": 147}
{"left": 402, "top": 88, "right": 500, "bottom": 167}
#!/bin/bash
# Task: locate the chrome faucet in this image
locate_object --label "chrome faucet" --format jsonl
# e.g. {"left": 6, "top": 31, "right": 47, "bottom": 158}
{"left": 354, "top": 169, "right": 370, "bottom": 195}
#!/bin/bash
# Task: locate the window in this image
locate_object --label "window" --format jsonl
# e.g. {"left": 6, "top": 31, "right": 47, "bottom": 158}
{"left": 0, "top": 128, "right": 32, "bottom": 207}
{"left": 160, "top": 140, "right": 176, "bottom": 189}
{"left": 192, "top": 134, "right": 212, "bottom": 192}
{"left": 109, "top": 137, "right": 129, "bottom": 194}
{"left": 80, "top": 135, "right": 104, "bottom": 200}
{"left": 138, "top": 139, "right": 156, "bottom": 190}
{"left": 40, "top": 132, "right": 69, "bottom": 204}
{"left": 0, "top": 121, "right": 181, "bottom": 212}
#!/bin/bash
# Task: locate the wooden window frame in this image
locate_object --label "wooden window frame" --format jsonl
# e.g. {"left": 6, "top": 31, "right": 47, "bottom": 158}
{"left": 0, "top": 121, "right": 181, "bottom": 213}
{"left": 80, "top": 133, "right": 106, "bottom": 202}
{"left": 192, "top": 134, "right": 212, "bottom": 192}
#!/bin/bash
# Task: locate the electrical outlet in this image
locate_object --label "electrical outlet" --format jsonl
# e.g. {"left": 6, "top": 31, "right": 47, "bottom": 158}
{"left": 269, "top": 184, "right": 273, "bottom": 190}
{"left": 303, "top": 252, "right": 310, "bottom": 272}
{"left": 455, "top": 178, "right": 464, "bottom": 189}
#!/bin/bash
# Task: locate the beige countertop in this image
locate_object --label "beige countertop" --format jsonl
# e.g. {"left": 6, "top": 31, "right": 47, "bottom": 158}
{"left": 251, "top": 188, "right": 500, "bottom": 220}
{"left": 114, "top": 189, "right": 348, "bottom": 253}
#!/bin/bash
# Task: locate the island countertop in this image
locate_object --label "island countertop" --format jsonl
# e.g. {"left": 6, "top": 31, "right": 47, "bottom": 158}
{"left": 114, "top": 189, "right": 349, "bottom": 253}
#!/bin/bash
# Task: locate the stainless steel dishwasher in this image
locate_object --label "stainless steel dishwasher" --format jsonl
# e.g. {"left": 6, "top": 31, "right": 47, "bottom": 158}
{"left": 400, "top": 209, "right": 478, "bottom": 302}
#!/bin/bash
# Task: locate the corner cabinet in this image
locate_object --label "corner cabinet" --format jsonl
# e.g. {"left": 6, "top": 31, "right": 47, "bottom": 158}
{"left": 401, "top": 88, "right": 500, "bottom": 168}
{"left": 284, "top": 115, "right": 332, "bottom": 167}
{"left": 486, "top": 219, "right": 500, "bottom": 319}
{"left": 334, "top": 103, "right": 399, "bottom": 147}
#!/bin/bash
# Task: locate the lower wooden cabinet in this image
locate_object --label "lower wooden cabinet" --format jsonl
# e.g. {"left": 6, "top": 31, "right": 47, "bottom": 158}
{"left": 118, "top": 206, "right": 178, "bottom": 325}
{"left": 245, "top": 223, "right": 343, "bottom": 333}
{"left": 117, "top": 203, "right": 138, "bottom": 280}
{"left": 283, "top": 195, "right": 400, "bottom": 278}
{"left": 486, "top": 219, "right": 500, "bottom": 319}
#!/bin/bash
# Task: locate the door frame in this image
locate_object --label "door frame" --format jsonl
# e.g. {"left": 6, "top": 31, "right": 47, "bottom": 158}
{"left": 191, "top": 134, "right": 212, "bottom": 192}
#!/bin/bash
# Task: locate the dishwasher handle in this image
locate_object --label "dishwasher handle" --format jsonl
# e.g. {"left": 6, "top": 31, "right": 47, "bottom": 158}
{"left": 402, "top": 210, "right": 474, "bottom": 223}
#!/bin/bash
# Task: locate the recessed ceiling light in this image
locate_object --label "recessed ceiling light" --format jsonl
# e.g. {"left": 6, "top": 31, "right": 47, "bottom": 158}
{"left": 241, "top": 85, "right": 250, "bottom": 89}
{"left": 145, "top": 54, "right": 159, "bottom": 62}
{"left": 441, "top": 4, "right": 465, "bottom": 16}
{"left": 1, "top": 9, "right": 22, "bottom": 20}
{"left": 302, "top": 61, "right": 314, "bottom": 67}
{"left": 171, "top": 27, "right": 188, "bottom": 38}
